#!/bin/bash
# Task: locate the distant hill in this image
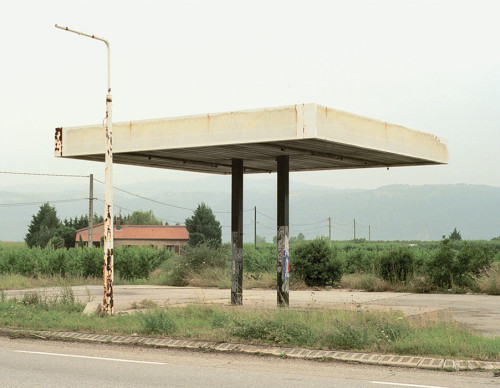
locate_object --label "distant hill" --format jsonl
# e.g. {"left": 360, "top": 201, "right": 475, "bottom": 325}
{"left": 1, "top": 179, "right": 499, "bottom": 243}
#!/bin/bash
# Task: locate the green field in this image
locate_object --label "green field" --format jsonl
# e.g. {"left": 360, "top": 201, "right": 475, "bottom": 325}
{"left": 1, "top": 239, "right": 499, "bottom": 294}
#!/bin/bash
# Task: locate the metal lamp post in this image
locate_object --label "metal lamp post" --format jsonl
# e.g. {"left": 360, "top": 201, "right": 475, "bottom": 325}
{"left": 55, "top": 24, "right": 114, "bottom": 315}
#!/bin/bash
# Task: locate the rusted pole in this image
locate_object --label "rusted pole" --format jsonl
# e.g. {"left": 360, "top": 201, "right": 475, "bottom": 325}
{"left": 89, "top": 174, "right": 93, "bottom": 247}
{"left": 103, "top": 85, "right": 114, "bottom": 315}
{"left": 55, "top": 24, "right": 114, "bottom": 315}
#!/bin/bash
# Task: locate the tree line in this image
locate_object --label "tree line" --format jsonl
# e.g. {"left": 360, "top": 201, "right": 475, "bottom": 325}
{"left": 24, "top": 202, "right": 223, "bottom": 249}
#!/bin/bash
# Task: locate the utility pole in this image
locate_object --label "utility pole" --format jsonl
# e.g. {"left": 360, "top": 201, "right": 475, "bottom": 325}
{"left": 369, "top": 225, "right": 371, "bottom": 242}
{"left": 88, "top": 174, "right": 93, "bottom": 247}
{"left": 56, "top": 24, "right": 114, "bottom": 315}
{"left": 254, "top": 206, "right": 257, "bottom": 249}
{"left": 328, "top": 217, "right": 332, "bottom": 247}
{"left": 353, "top": 218, "right": 356, "bottom": 242}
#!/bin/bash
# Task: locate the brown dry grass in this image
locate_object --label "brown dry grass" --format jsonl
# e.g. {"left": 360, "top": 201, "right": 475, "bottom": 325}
{"left": 475, "top": 262, "right": 500, "bottom": 295}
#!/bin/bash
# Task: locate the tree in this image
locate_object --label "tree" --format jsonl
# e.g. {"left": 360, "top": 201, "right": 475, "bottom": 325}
{"left": 185, "top": 203, "right": 222, "bottom": 248}
{"left": 449, "top": 227, "right": 462, "bottom": 241}
{"left": 55, "top": 225, "right": 77, "bottom": 248}
{"left": 126, "top": 210, "right": 163, "bottom": 225}
{"left": 255, "top": 235, "right": 267, "bottom": 244}
{"left": 64, "top": 213, "right": 103, "bottom": 229}
{"left": 290, "top": 233, "right": 306, "bottom": 244}
{"left": 25, "top": 203, "right": 61, "bottom": 247}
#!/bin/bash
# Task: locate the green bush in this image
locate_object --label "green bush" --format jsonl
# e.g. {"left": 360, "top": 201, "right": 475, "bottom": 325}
{"left": 378, "top": 248, "right": 414, "bottom": 283}
{"left": 115, "top": 246, "right": 172, "bottom": 280}
{"left": 165, "top": 243, "right": 228, "bottom": 286}
{"left": 292, "top": 239, "right": 343, "bottom": 286}
{"left": 142, "top": 310, "right": 178, "bottom": 335}
{"left": 243, "top": 245, "right": 275, "bottom": 272}
{"left": 342, "top": 248, "right": 374, "bottom": 274}
{"left": 426, "top": 239, "right": 494, "bottom": 289}
{"left": 426, "top": 239, "right": 459, "bottom": 288}
{"left": 229, "top": 314, "right": 316, "bottom": 346}
{"left": 0, "top": 246, "right": 174, "bottom": 281}
{"left": 183, "top": 243, "right": 227, "bottom": 270}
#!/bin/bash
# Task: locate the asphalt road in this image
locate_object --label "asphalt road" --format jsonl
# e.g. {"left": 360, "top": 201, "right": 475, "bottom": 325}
{"left": 5, "top": 286, "right": 500, "bottom": 336}
{"left": 1, "top": 337, "right": 497, "bottom": 388}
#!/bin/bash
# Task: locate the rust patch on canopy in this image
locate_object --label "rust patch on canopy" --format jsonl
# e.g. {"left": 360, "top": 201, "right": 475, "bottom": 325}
{"left": 54, "top": 127, "right": 63, "bottom": 156}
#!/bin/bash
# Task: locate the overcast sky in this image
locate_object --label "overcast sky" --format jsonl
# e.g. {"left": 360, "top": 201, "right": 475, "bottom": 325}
{"left": 1, "top": 0, "right": 499, "bottom": 192}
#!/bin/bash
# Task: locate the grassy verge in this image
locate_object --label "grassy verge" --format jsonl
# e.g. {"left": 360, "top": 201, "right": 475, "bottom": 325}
{"left": 0, "top": 289, "right": 498, "bottom": 361}
{"left": 0, "top": 274, "right": 102, "bottom": 290}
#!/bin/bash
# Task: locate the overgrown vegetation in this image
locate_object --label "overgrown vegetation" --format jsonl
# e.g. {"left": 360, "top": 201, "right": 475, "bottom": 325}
{"left": 292, "top": 239, "right": 343, "bottom": 286}
{"left": 1, "top": 238, "right": 499, "bottom": 294}
{"left": 0, "top": 245, "right": 174, "bottom": 281}
{"left": 0, "top": 291, "right": 498, "bottom": 361}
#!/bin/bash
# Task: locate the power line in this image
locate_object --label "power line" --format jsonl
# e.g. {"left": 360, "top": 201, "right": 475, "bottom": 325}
{"left": 256, "top": 210, "right": 276, "bottom": 221}
{"left": 95, "top": 198, "right": 183, "bottom": 225}
{"left": 255, "top": 221, "right": 275, "bottom": 230}
{"left": 95, "top": 198, "right": 249, "bottom": 230}
{"left": 0, "top": 171, "right": 89, "bottom": 178}
{"left": 94, "top": 178, "right": 252, "bottom": 214}
{"left": 333, "top": 220, "right": 352, "bottom": 226}
{"left": 0, "top": 198, "right": 88, "bottom": 207}
{"left": 291, "top": 218, "right": 328, "bottom": 227}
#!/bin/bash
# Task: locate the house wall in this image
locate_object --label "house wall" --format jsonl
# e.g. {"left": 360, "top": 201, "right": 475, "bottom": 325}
{"left": 115, "top": 239, "right": 187, "bottom": 254}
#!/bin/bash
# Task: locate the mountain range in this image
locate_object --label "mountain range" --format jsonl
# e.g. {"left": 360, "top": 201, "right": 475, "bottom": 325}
{"left": 1, "top": 178, "right": 498, "bottom": 243}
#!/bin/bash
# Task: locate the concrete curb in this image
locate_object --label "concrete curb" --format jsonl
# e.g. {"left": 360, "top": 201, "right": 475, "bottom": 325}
{"left": 1, "top": 327, "right": 499, "bottom": 372}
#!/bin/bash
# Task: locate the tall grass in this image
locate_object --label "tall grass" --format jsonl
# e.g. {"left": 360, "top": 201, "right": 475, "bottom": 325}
{"left": 1, "top": 293, "right": 498, "bottom": 361}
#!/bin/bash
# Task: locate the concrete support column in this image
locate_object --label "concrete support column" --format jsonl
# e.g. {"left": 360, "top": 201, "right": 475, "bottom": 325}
{"left": 231, "top": 158, "right": 244, "bottom": 305}
{"left": 277, "top": 155, "right": 290, "bottom": 306}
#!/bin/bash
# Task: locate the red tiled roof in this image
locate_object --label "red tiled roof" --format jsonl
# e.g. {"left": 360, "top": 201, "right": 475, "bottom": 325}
{"left": 76, "top": 225, "right": 189, "bottom": 242}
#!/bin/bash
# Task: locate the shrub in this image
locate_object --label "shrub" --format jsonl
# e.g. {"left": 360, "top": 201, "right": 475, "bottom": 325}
{"left": 182, "top": 243, "right": 227, "bottom": 271}
{"left": 20, "top": 287, "right": 83, "bottom": 313}
{"left": 426, "top": 239, "right": 494, "bottom": 289}
{"left": 292, "top": 239, "right": 343, "bottom": 287}
{"left": 142, "top": 310, "right": 178, "bottom": 335}
{"left": 426, "top": 239, "right": 456, "bottom": 288}
{"left": 229, "top": 314, "right": 316, "bottom": 346}
{"left": 475, "top": 262, "right": 500, "bottom": 295}
{"left": 164, "top": 243, "right": 228, "bottom": 286}
{"left": 378, "top": 248, "right": 414, "bottom": 283}
{"left": 72, "top": 247, "right": 103, "bottom": 278}
{"left": 243, "top": 245, "right": 275, "bottom": 272}
{"left": 343, "top": 249, "right": 374, "bottom": 274}
{"left": 98, "top": 246, "right": 173, "bottom": 281}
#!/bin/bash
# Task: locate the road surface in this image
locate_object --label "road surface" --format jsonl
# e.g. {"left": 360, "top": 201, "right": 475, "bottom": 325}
{"left": 0, "top": 337, "right": 497, "bottom": 388}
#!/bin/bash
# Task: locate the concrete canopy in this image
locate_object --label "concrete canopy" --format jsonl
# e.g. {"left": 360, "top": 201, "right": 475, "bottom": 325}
{"left": 54, "top": 103, "right": 448, "bottom": 174}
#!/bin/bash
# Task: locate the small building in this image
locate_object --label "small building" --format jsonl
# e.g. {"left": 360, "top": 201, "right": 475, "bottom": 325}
{"left": 76, "top": 223, "right": 189, "bottom": 254}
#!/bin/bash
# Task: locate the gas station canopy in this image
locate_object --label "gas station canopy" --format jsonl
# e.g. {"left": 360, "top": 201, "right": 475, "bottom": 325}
{"left": 54, "top": 103, "right": 448, "bottom": 173}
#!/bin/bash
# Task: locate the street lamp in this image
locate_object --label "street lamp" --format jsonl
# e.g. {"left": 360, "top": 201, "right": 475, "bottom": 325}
{"left": 55, "top": 24, "right": 114, "bottom": 315}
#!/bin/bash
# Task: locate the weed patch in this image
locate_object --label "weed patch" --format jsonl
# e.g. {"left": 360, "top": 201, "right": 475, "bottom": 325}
{"left": 0, "top": 298, "right": 498, "bottom": 361}
{"left": 142, "top": 310, "right": 178, "bottom": 335}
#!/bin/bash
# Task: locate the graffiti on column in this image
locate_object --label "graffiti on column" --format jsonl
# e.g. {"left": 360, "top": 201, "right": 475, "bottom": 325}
{"left": 283, "top": 233, "right": 289, "bottom": 280}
